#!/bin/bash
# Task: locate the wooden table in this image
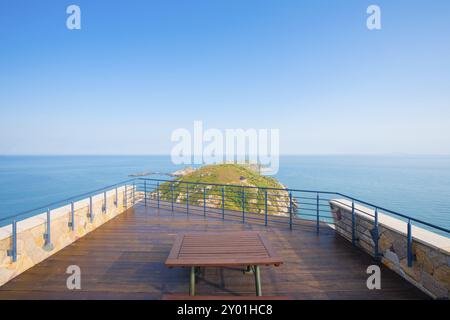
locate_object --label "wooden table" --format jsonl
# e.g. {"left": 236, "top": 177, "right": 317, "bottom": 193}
{"left": 165, "top": 231, "right": 283, "bottom": 296}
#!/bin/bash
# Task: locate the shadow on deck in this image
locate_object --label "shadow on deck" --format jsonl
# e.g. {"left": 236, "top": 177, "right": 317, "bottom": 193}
{"left": 0, "top": 203, "right": 427, "bottom": 299}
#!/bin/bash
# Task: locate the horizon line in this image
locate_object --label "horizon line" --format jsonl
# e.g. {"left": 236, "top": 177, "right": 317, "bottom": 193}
{"left": 1, "top": 153, "right": 450, "bottom": 157}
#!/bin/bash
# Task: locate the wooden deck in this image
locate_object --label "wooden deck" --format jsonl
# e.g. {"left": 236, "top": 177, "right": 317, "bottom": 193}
{"left": 0, "top": 203, "right": 427, "bottom": 299}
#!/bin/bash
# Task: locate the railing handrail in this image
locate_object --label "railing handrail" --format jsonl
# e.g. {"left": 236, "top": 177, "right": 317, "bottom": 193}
{"left": 334, "top": 193, "right": 450, "bottom": 233}
{"left": 137, "top": 177, "right": 450, "bottom": 235}
{"left": 0, "top": 178, "right": 136, "bottom": 223}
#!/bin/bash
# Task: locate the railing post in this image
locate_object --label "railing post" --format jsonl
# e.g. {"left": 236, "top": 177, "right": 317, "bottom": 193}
{"left": 186, "top": 184, "right": 189, "bottom": 214}
{"left": 171, "top": 183, "right": 174, "bottom": 212}
{"left": 203, "top": 187, "right": 206, "bottom": 216}
{"left": 44, "top": 208, "right": 53, "bottom": 250}
{"left": 103, "top": 191, "right": 107, "bottom": 213}
{"left": 132, "top": 180, "right": 135, "bottom": 205}
{"left": 144, "top": 180, "right": 147, "bottom": 207}
{"left": 289, "top": 192, "right": 293, "bottom": 230}
{"left": 407, "top": 220, "right": 413, "bottom": 267}
{"left": 157, "top": 181, "right": 160, "bottom": 208}
{"left": 114, "top": 187, "right": 118, "bottom": 207}
{"left": 242, "top": 188, "right": 245, "bottom": 224}
{"left": 351, "top": 200, "right": 356, "bottom": 246}
{"left": 69, "top": 201, "right": 75, "bottom": 231}
{"left": 7, "top": 220, "right": 17, "bottom": 262}
{"left": 374, "top": 207, "right": 379, "bottom": 258}
{"left": 89, "top": 196, "right": 94, "bottom": 222}
{"left": 264, "top": 190, "right": 268, "bottom": 226}
{"left": 222, "top": 187, "right": 225, "bottom": 220}
{"left": 316, "top": 193, "right": 320, "bottom": 233}
{"left": 124, "top": 185, "right": 128, "bottom": 208}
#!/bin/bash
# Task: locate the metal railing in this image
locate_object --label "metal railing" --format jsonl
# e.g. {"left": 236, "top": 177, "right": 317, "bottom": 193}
{"left": 1, "top": 178, "right": 136, "bottom": 262}
{"left": 1, "top": 177, "right": 449, "bottom": 268}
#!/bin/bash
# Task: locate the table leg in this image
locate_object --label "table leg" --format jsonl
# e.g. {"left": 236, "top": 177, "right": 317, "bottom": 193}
{"left": 190, "top": 266, "right": 196, "bottom": 296}
{"left": 254, "top": 265, "right": 262, "bottom": 296}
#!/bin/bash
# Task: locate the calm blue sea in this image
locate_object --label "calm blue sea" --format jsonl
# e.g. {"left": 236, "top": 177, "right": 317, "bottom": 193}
{"left": 0, "top": 155, "right": 449, "bottom": 231}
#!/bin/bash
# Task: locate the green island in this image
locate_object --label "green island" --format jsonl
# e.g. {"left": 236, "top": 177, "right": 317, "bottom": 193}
{"left": 155, "top": 164, "right": 294, "bottom": 216}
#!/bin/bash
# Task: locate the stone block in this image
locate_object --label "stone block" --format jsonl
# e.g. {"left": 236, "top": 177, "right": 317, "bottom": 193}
{"left": 384, "top": 249, "right": 400, "bottom": 269}
{"left": 415, "top": 245, "right": 434, "bottom": 274}
{"left": 422, "top": 271, "right": 449, "bottom": 299}
{"left": 433, "top": 265, "right": 450, "bottom": 289}
{"left": 379, "top": 232, "right": 393, "bottom": 252}
{"left": 400, "top": 258, "right": 421, "bottom": 282}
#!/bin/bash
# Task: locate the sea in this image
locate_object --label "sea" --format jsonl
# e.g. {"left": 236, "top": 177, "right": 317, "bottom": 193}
{"left": 0, "top": 155, "right": 449, "bottom": 232}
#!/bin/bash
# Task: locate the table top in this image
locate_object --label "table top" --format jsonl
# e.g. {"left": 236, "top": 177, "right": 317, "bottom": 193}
{"left": 165, "top": 231, "right": 283, "bottom": 267}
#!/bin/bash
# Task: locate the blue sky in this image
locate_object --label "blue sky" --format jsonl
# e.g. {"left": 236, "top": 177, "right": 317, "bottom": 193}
{"left": 0, "top": 0, "right": 449, "bottom": 155}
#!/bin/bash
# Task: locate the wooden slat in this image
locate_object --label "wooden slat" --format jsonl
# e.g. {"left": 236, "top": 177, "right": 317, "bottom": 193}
{"left": 167, "top": 234, "right": 184, "bottom": 261}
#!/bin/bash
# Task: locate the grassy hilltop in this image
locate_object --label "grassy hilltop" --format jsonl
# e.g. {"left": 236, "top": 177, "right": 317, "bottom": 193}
{"left": 156, "top": 164, "right": 292, "bottom": 215}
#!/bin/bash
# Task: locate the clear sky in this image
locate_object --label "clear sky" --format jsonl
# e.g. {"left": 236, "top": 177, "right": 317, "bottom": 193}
{"left": 1, "top": 0, "right": 449, "bottom": 155}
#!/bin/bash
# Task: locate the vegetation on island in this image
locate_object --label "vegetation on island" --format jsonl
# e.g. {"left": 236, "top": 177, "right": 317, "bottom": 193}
{"left": 155, "top": 164, "right": 294, "bottom": 216}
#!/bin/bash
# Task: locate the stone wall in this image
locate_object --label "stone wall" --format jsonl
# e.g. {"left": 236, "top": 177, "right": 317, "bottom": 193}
{"left": 329, "top": 199, "right": 450, "bottom": 299}
{"left": 0, "top": 185, "right": 135, "bottom": 287}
